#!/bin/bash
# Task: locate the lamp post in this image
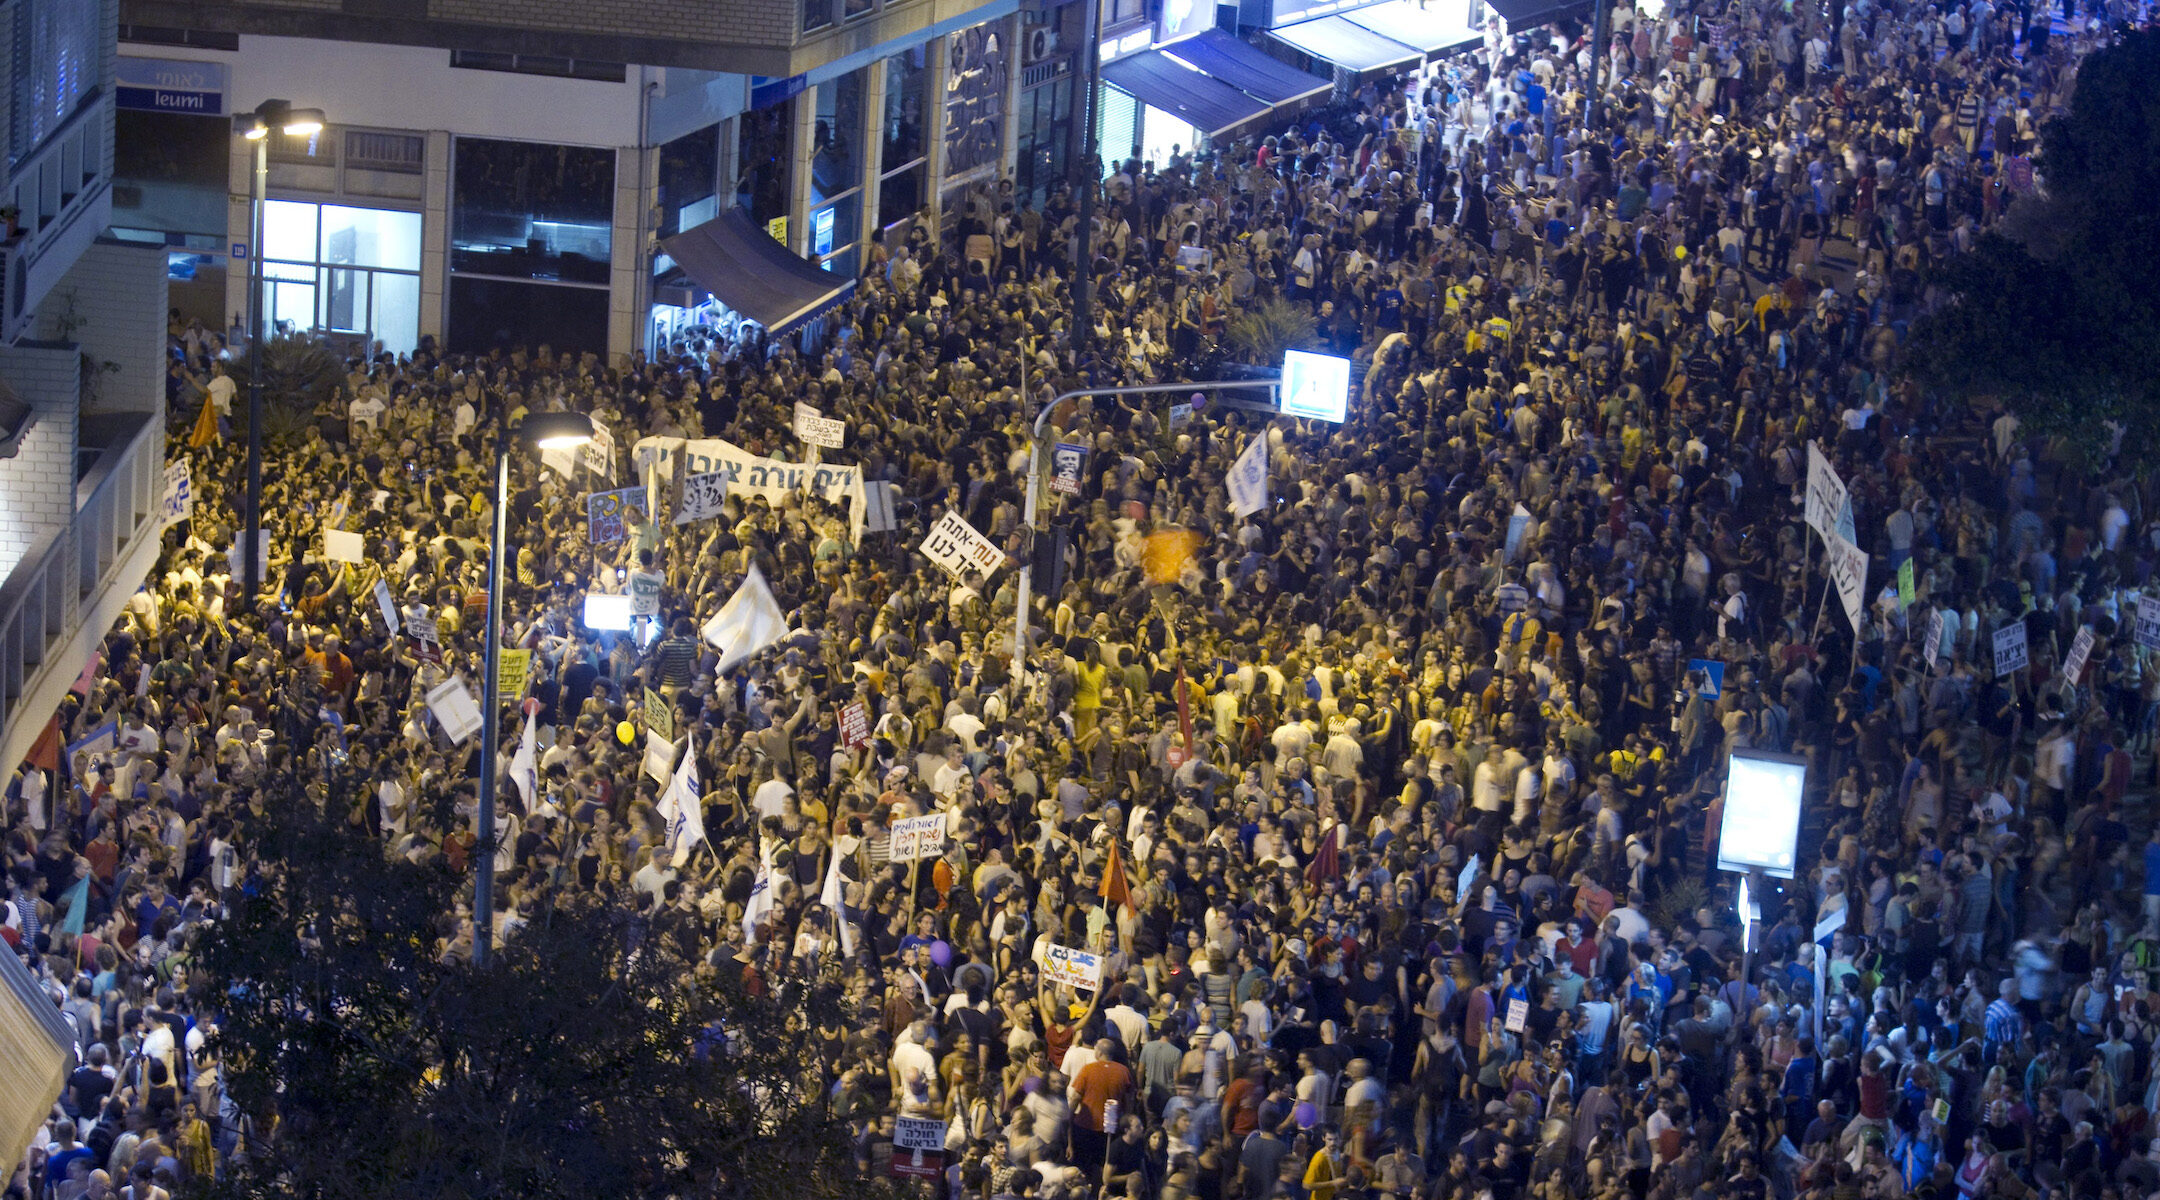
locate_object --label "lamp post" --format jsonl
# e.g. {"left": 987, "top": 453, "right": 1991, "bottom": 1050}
{"left": 234, "top": 100, "right": 325, "bottom": 611}
{"left": 474, "top": 409, "right": 594, "bottom": 968}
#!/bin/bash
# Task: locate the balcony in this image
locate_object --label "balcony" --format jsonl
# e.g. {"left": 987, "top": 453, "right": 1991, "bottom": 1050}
{"left": 3, "top": 91, "right": 116, "bottom": 344}
{"left": 0, "top": 407, "right": 164, "bottom": 774}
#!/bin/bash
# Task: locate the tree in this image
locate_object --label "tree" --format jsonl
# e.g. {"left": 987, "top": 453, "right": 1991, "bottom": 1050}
{"left": 1901, "top": 28, "right": 2160, "bottom": 465}
{"left": 1223, "top": 299, "right": 1318, "bottom": 368}
{"left": 191, "top": 788, "right": 868, "bottom": 1200}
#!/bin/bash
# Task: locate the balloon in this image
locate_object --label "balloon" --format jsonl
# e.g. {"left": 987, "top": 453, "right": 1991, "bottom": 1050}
{"left": 1294, "top": 1101, "right": 1319, "bottom": 1129}
{"left": 616, "top": 720, "right": 636, "bottom": 745}
{"left": 930, "top": 940, "right": 953, "bottom": 968}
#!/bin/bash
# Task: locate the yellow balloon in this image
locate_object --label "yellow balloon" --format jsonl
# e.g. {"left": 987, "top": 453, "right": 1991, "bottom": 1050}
{"left": 1673, "top": 245, "right": 1689, "bottom": 261}
{"left": 616, "top": 720, "right": 636, "bottom": 745}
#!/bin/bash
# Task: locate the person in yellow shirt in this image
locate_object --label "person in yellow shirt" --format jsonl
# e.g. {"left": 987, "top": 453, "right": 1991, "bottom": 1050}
{"left": 1070, "top": 648, "right": 1108, "bottom": 743}
{"left": 1303, "top": 1128, "right": 1346, "bottom": 1200}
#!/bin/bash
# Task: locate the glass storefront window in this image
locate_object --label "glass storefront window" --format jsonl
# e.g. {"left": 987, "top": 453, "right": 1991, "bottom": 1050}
{"left": 944, "top": 25, "right": 1010, "bottom": 180}
{"left": 451, "top": 137, "right": 614, "bottom": 285}
{"left": 883, "top": 47, "right": 927, "bottom": 169}
{"left": 878, "top": 161, "right": 925, "bottom": 230}
{"left": 320, "top": 205, "right": 422, "bottom": 271}
{"left": 812, "top": 71, "right": 866, "bottom": 205}
{"left": 259, "top": 202, "right": 422, "bottom": 355}
{"left": 658, "top": 124, "right": 720, "bottom": 238}
{"left": 737, "top": 101, "right": 793, "bottom": 226}
{"left": 812, "top": 191, "right": 859, "bottom": 261}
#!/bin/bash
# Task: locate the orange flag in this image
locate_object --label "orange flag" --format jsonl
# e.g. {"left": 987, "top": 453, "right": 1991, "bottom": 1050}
{"left": 1099, "top": 834, "right": 1134, "bottom": 915}
{"left": 186, "top": 397, "right": 219, "bottom": 449}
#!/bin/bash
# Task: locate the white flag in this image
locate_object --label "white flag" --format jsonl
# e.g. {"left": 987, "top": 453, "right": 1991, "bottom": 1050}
{"left": 742, "top": 839, "right": 775, "bottom": 944}
{"left": 657, "top": 736, "right": 706, "bottom": 867}
{"left": 508, "top": 710, "right": 539, "bottom": 809}
{"left": 819, "top": 843, "right": 855, "bottom": 958}
{"left": 701, "top": 564, "right": 790, "bottom": 674}
{"left": 1227, "top": 433, "right": 1270, "bottom": 517}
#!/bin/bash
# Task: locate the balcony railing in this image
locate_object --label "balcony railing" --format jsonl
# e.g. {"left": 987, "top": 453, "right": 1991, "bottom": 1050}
{"left": 0, "top": 409, "right": 161, "bottom": 756}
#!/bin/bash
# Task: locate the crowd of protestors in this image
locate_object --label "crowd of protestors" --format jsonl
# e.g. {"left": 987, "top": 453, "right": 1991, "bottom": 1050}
{"left": 7, "top": 0, "right": 2159, "bottom": 1198}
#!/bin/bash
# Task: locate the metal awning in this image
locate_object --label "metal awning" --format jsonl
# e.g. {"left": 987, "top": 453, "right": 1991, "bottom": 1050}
{"left": 1342, "top": 0, "right": 1483, "bottom": 55}
{"left": 1482, "top": 0, "right": 1594, "bottom": 28}
{"left": 1102, "top": 50, "right": 1273, "bottom": 137}
{"left": 1164, "top": 30, "right": 1331, "bottom": 107}
{"left": 1266, "top": 14, "right": 1423, "bottom": 75}
{"left": 655, "top": 208, "right": 856, "bottom": 335}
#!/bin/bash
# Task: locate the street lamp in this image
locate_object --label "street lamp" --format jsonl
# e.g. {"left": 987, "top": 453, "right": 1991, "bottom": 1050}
{"left": 474, "top": 409, "right": 594, "bottom": 968}
{"left": 232, "top": 100, "right": 327, "bottom": 610}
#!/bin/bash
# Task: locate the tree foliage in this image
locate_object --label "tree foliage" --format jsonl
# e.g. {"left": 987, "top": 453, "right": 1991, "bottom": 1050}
{"left": 1902, "top": 28, "right": 2160, "bottom": 465}
{"left": 1223, "top": 299, "right": 1318, "bottom": 367}
{"left": 192, "top": 790, "right": 864, "bottom": 1200}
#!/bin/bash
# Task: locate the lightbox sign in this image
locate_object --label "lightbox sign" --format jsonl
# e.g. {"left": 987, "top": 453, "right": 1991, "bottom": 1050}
{"left": 1717, "top": 749, "right": 1807, "bottom": 879}
{"left": 1158, "top": 0, "right": 1214, "bottom": 45}
{"left": 1279, "top": 349, "right": 1351, "bottom": 422}
{"left": 116, "top": 57, "right": 227, "bottom": 115}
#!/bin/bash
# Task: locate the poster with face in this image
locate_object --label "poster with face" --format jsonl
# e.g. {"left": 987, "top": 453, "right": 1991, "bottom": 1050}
{"left": 1049, "top": 443, "right": 1088, "bottom": 496}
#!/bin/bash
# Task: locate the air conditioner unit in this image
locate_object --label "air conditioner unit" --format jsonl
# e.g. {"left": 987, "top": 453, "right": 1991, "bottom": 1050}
{"left": 1025, "top": 26, "right": 1060, "bottom": 64}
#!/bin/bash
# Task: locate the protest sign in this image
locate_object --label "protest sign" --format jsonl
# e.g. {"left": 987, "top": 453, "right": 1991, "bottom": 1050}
{"left": 1804, "top": 442, "right": 1856, "bottom": 542}
{"left": 373, "top": 579, "right": 401, "bottom": 635}
{"left": 580, "top": 424, "right": 617, "bottom": 482}
{"left": 888, "top": 814, "right": 947, "bottom": 862}
{"left": 674, "top": 471, "right": 729, "bottom": 524}
{"left": 1924, "top": 609, "right": 1944, "bottom": 670}
{"left": 2136, "top": 595, "right": 2160, "bottom": 651}
{"left": 226, "top": 530, "right": 271, "bottom": 583}
{"left": 1227, "top": 435, "right": 1268, "bottom": 517}
{"left": 839, "top": 700, "right": 869, "bottom": 749}
{"left": 1824, "top": 533, "right": 1870, "bottom": 631}
{"left": 323, "top": 528, "right": 365, "bottom": 564}
{"left": 891, "top": 1117, "right": 946, "bottom": 1180}
{"left": 1505, "top": 999, "right": 1530, "bottom": 1033}
{"left": 1896, "top": 559, "right": 1915, "bottom": 609}
{"left": 1041, "top": 942, "right": 1104, "bottom": 991}
{"left": 793, "top": 402, "right": 845, "bottom": 449}
{"left": 920, "top": 510, "right": 1004, "bottom": 580}
{"left": 644, "top": 729, "right": 680, "bottom": 785}
{"left": 496, "top": 649, "right": 531, "bottom": 699}
{"left": 1050, "top": 442, "right": 1088, "bottom": 496}
{"left": 2063, "top": 625, "right": 2096, "bottom": 686}
{"left": 1993, "top": 622, "right": 2028, "bottom": 673}
{"left": 857, "top": 481, "right": 897, "bottom": 533}
{"left": 160, "top": 459, "right": 193, "bottom": 527}
{"left": 407, "top": 614, "right": 442, "bottom": 664}
{"left": 645, "top": 687, "right": 675, "bottom": 743}
{"left": 586, "top": 487, "right": 645, "bottom": 545}
{"left": 424, "top": 677, "right": 484, "bottom": 745}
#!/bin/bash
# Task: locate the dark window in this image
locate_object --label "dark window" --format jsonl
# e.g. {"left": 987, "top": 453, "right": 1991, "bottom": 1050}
{"left": 451, "top": 137, "right": 614, "bottom": 284}
{"left": 344, "top": 130, "right": 424, "bottom": 174}
{"left": 112, "top": 109, "right": 229, "bottom": 239}
{"left": 449, "top": 49, "right": 626, "bottom": 82}
{"left": 657, "top": 124, "right": 720, "bottom": 238}
{"left": 736, "top": 102, "right": 792, "bottom": 226}
{"left": 118, "top": 25, "right": 240, "bottom": 50}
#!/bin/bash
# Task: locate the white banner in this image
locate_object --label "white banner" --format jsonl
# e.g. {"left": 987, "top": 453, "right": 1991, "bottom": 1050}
{"left": 794, "top": 402, "right": 845, "bottom": 449}
{"left": 632, "top": 435, "right": 859, "bottom": 507}
{"left": 324, "top": 528, "right": 365, "bottom": 564}
{"left": 1227, "top": 434, "right": 1269, "bottom": 517}
{"left": 888, "top": 813, "right": 947, "bottom": 862}
{"left": 373, "top": 578, "right": 401, "bottom": 636}
{"left": 1041, "top": 941, "right": 1103, "bottom": 991}
{"left": 2136, "top": 595, "right": 2160, "bottom": 651}
{"left": 1824, "top": 531, "right": 1870, "bottom": 632}
{"left": 1993, "top": 622, "right": 2029, "bottom": 673}
{"left": 920, "top": 510, "right": 1004, "bottom": 580}
{"left": 2063, "top": 625, "right": 2096, "bottom": 686}
{"left": 159, "top": 459, "right": 193, "bottom": 527}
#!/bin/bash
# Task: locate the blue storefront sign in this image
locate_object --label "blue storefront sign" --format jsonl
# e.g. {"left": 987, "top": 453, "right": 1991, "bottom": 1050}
{"left": 116, "top": 57, "right": 228, "bottom": 115}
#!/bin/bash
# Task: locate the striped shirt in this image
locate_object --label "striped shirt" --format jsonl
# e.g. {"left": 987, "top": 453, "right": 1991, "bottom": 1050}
{"left": 1983, "top": 997, "right": 2023, "bottom": 1055}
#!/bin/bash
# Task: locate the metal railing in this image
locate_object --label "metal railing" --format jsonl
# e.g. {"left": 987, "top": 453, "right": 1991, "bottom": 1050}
{"left": 0, "top": 410, "right": 160, "bottom": 745}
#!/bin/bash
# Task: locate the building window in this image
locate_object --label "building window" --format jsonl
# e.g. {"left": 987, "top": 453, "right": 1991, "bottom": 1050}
{"left": 803, "top": 0, "right": 834, "bottom": 33}
{"left": 844, "top": 0, "right": 875, "bottom": 17}
{"left": 812, "top": 69, "right": 867, "bottom": 207}
{"left": 11, "top": 0, "right": 101, "bottom": 159}
{"left": 450, "top": 137, "right": 614, "bottom": 285}
{"left": 259, "top": 200, "right": 423, "bottom": 355}
{"left": 883, "top": 46, "right": 928, "bottom": 169}
{"left": 448, "top": 276, "right": 609, "bottom": 357}
{"left": 345, "top": 130, "right": 425, "bottom": 174}
{"left": 736, "top": 102, "right": 793, "bottom": 227}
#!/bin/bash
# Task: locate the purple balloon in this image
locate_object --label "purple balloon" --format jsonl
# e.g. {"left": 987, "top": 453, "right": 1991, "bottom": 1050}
{"left": 1294, "top": 1102, "right": 1319, "bottom": 1128}
{"left": 930, "top": 939, "right": 953, "bottom": 968}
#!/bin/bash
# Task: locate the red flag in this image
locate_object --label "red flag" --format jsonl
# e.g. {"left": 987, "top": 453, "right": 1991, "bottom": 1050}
{"left": 1306, "top": 823, "right": 1342, "bottom": 887}
{"left": 1100, "top": 835, "right": 1134, "bottom": 915}
{"left": 26, "top": 716, "right": 61, "bottom": 772}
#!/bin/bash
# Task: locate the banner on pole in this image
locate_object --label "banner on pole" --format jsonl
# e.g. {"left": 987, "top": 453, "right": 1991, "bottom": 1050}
{"left": 1227, "top": 435, "right": 1269, "bottom": 517}
{"left": 159, "top": 459, "right": 193, "bottom": 527}
{"left": 920, "top": 510, "right": 1004, "bottom": 580}
{"left": 632, "top": 435, "right": 860, "bottom": 507}
{"left": 1804, "top": 442, "right": 1856, "bottom": 542}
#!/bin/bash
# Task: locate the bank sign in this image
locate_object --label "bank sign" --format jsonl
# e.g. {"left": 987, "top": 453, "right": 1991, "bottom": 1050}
{"left": 117, "top": 58, "right": 227, "bottom": 115}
